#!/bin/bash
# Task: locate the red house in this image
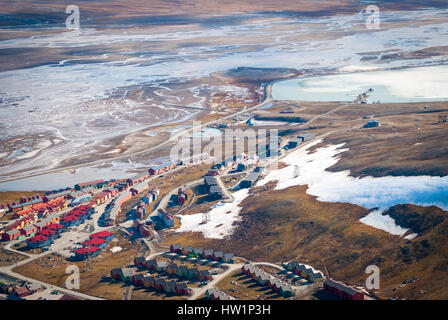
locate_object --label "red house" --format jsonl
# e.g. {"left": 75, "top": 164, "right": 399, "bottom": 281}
{"left": 82, "top": 238, "right": 107, "bottom": 249}
{"left": 40, "top": 228, "right": 57, "bottom": 239}
{"left": 89, "top": 230, "right": 114, "bottom": 242}
{"left": 48, "top": 223, "right": 64, "bottom": 234}
{"left": 323, "top": 279, "right": 364, "bottom": 300}
{"left": 198, "top": 270, "right": 212, "bottom": 281}
{"left": 175, "top": 282, "right": 190, "bottom": 295}
{"left": 134, "top": 256, "right": 146, "bottom": 268}
{"left": 177, "top": 193, "right": 186, "bottom": 205}
{"left": 74, "top": 246, "right": 101, "bottom": 260}
{"left": 154, "top": 278, "right": 166, "bottom": 290}
{"left": 268, "top": 278, "right": 281, "bottom": 292}
{"left": 110, "top": 268, "right": 123, "bottom": 280}
{"left": 2, "top": 229, "right": 21, "bottom": 241}
{"left": 132, "top": 274, "right": 145, "bottom": 287}
{"left": 212, "top": 251, "right": 224, "bottom": 261}
{"left": 20, "top": 225, "right": 37, "bottom": 237}
{"left": 170, "top": 243, "right": 182, "bottom": 254}
{"left": 14, "top": 286, "right": 31, "bottom": 298}
{"left": 207, "top": 169, "right": 219, "bottom": 176}
{"left": 27, "top": 235, "right": 52, "bottom": 248}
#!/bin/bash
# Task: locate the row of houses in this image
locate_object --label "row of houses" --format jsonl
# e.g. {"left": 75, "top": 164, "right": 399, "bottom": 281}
{"left": 285, "top": 261, "right": 325, "bottom": 283}
{"left": 74, "top": 179, "right": 106, "bottom": 191}
{"left": 27, "top": 220, "right": 65, "bottom": 248}
{"left": 205, "top": 288, "right": 235, "bottom": 300}
{"left": 102, "top": 198, "right": 120, "bottom": 227}
{"left": 91, "top": 189, "right": 117, "bottom": 207}
{"left": 60, "top": 204, "right": 95, "bottom": 228}
{"left": 170, "top": 244, "right": 235, "bottom": 264}
{"left": 134, "top": 257, "right": 213, "bottom": 281}
{"left": 323, "top": 279, "right": 364, "bottom": 300}
{"left": 131, "top": 172, "right": 150, "bottom": 185}
{"left": 0, "top": 196, "right": 42, "bottom": 214}
{"left": 241, "top": 264, "right": 295, "bottom": 297}
{"left": 110, "top": 268, "right": 191, "bottom": 295}
{"left": 73, "top": 231, "right": 114, "bottom": 260}
{"left": 1, "top": 177, "right": 120, "bottom": 217}
{"left": 2, "top": 209, "right": 63, "bottom": 242}
{"left": 134, "top": 187, "right": 160, "bottom": 220}
{"left": 148, "top": 161, "right": 178, "bottom": 176}
{"left": 13, "top": 196, "right": 66, "bottom": 218}
{"left": 25, "top": 204, "right": 95, "bottom": 248}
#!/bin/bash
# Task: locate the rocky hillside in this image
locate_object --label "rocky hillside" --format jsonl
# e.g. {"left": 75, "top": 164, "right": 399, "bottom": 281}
{"left": 162, "top": 185, "right": 448, "bottom": 299}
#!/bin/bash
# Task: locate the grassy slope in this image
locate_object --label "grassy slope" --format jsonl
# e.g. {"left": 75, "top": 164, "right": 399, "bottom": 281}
{"left": 161, "top": 184, "right": 448, "bottom": 300}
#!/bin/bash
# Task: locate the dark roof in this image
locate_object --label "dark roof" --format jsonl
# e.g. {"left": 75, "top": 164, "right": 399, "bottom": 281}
{"left": 209, "top": 185, "right": 222, "bottom": 194}
{"left": 168, "top": 263, "right": 178, "bottom": 269}
{"left": 14, "top": 286, "right": 30, "bottom": 295}
{"left": 144, "top": 275, "right": 155, "bottom": 282}
{"left": 176, "top": 282, "right": 188, "bottom": 290}
{"left": 324, "top": 279, "right": 361, "bottom": 296}
{"left": 243, "top": 172, "right": 261, "bottom": 183}
{"left": 188, "top": 267, "right": 199, "bottom": 274}
{"left": 199, "top": 269, "right": 211, "bottom": 276}
{"left": 203, "top": 249, "right": 214, "bottom": 255}
{"left": 133, "top": 273, "right": 145, "bottom": 280}
{"left": 122, "top": 268, "right": 134, "bottom": 277}
{"left": 204, "top": 176, "right": 217, "bottom": 186}
{"left": 6, "top": 229, "right": 20, "bottom": 235}
{"left": 111, "top": 268, "right": 122, "bottom": 274}
{"left": 74, "top": 246, "right": 100, "bottom": 254}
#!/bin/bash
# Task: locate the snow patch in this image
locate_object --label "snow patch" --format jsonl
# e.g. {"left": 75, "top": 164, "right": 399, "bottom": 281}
{"left": 360, "top": 210, "right": 409, "bottom": 236}
{"left": 175, "top": 188, "right": 250, "bottom": 239}
{"left": 258, "top": 139, "right": 448, "bottom": 236}
{"left": 110, "top": 246, "right": 123, "bottom": 253}
{"left": 404, "top": 233, "right": 419, "bottom": 240}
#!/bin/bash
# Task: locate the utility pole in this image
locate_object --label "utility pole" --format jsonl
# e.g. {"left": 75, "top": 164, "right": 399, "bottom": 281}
{"left": 202, "top": 212, "right": 210, "bottom": 224}
{"left": 293, "top": 165, "right": 300, "bottom": 178}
